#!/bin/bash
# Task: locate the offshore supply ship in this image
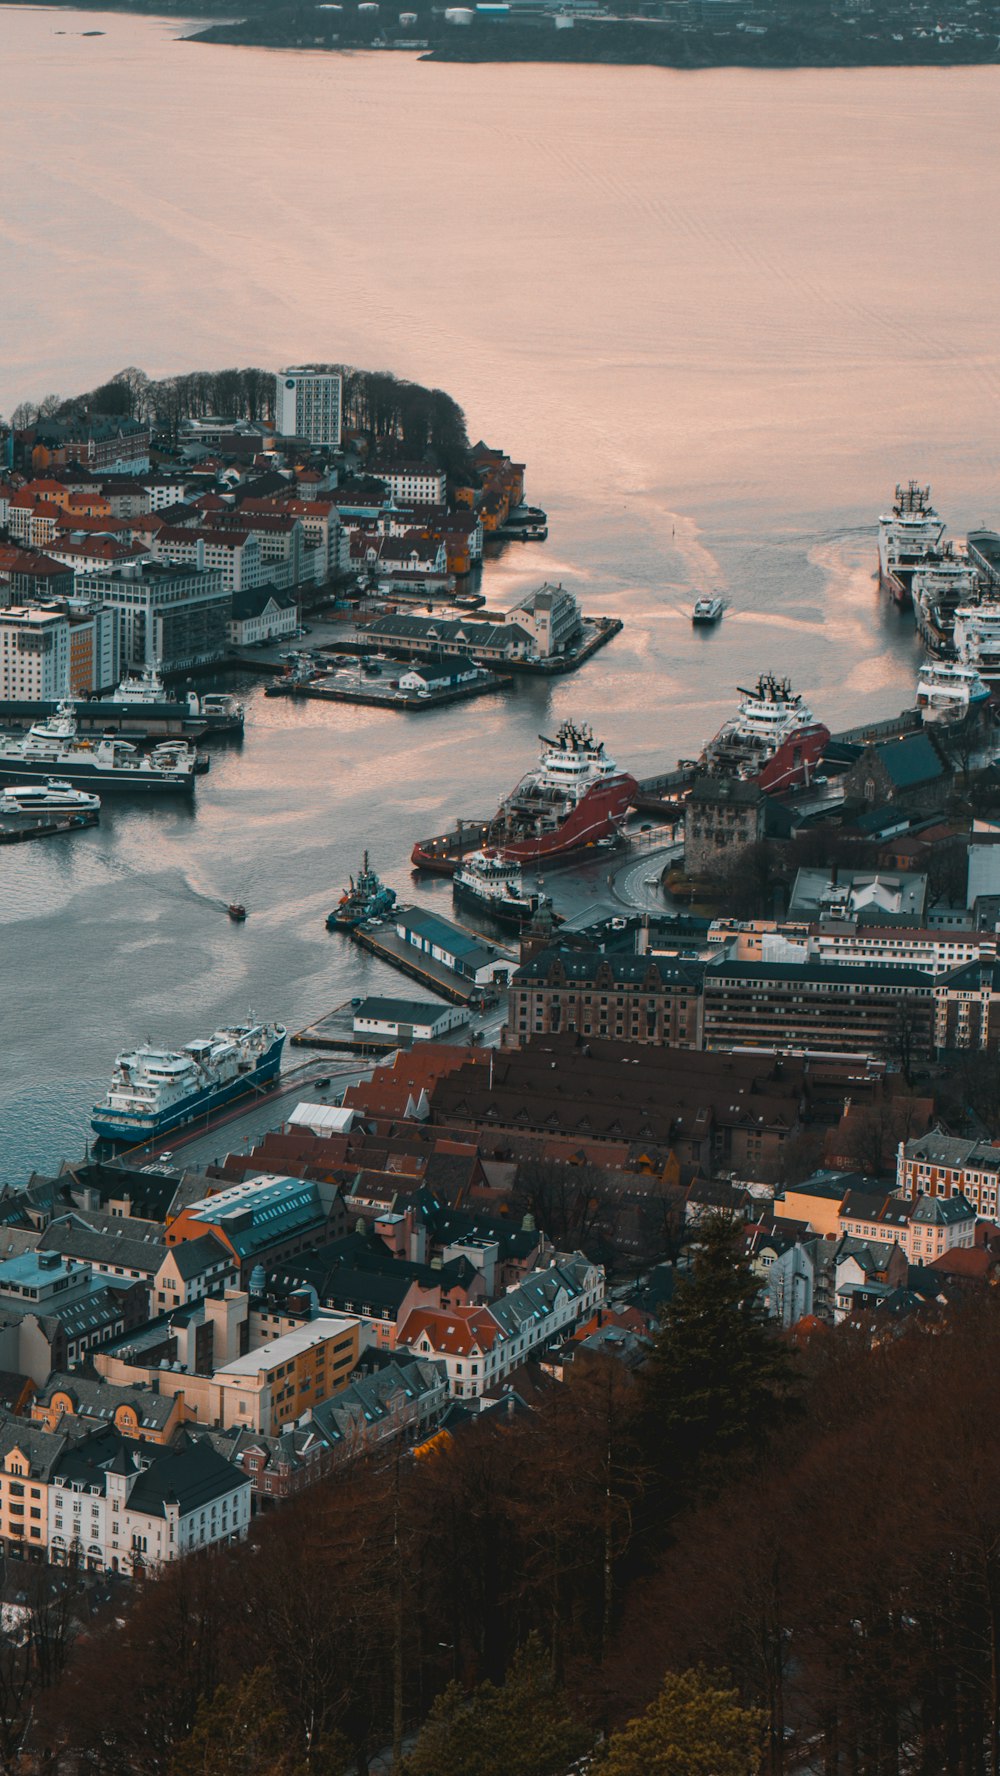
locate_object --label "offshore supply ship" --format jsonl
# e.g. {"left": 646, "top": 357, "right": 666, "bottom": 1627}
{"left": 695, "top": 675, "right": 830, "bottom": 793}
{"left": 411, "top": 722, "right": 637, "bottom": 873}
{"left": 877, "top": 482, "right": 945, "bottom": 608}
{"left": 453, "top": 850, "right": 553, "bottom": 928}
{"left": 91, "top": 1018, "right": 287, "bottom": 1143}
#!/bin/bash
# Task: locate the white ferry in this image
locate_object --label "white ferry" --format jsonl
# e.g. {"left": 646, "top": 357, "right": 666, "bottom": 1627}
{"left": 453, "top": 850, "right": 552, "bottom": 928}
{"left": 878, "top": 482, "right": 945, "bottom": 607}
{"left": 915, "top": 661, "right": 991, "bottom": 727}
{"left": 0, "top": 779, "right": 101, "bottom": 815}
{"left": 91, "top": 1018, "right": 287, "bottom": 1143}
{"left": 0, "top": 706, "right": 197, "bottom": 794}
{"left": 692, "top": 596, "right": 724, "bottom": 626}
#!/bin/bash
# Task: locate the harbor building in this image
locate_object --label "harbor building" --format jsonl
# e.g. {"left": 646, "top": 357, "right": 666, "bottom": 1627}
{"left": 81, "top": 561, "right": 230, "bottom": 672}
{"left": 503, "top": 583, "right": 582, "bottom": 658}
{"left": 228, "top": 584, "right": 298, "bottom": 647}
{"left": 275, "top": 367, "right": 343, "bottom": 447}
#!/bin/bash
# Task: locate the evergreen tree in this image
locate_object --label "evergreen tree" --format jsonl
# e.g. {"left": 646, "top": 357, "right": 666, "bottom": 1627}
{"left": 638, "top": 1214, "right": 797, "bottom": 1509}
{"left": 593, "top": 1667, "right": 763, "bottom": 1776}
{"left": 403, "top": 1637, "right": 593, "bottom": 1776}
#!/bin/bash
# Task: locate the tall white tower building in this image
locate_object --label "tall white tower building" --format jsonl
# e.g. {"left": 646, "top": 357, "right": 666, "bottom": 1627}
{"left": 275, "top": 367, "right": 343, "bottom": 448}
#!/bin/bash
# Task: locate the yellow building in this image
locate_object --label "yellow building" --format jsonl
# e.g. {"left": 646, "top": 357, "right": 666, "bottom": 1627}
{"left": 0, "top": 1426, "right": 58, "bottom": 1557}
{"left": 774, "top": 1174, "right": 853, "bottom": 1239}
{"left": 214, "top": 1316, "right": 359, "bottom": 1434}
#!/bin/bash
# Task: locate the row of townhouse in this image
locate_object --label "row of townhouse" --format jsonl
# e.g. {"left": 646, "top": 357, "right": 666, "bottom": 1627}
{"left": 0, "top": 1417, "right": 250, "bottom": 1574}
{"left": 897, "top": 1131, "right": 1000, "bottom": 1218}
{"left": 397, "top": 1253, "right": 605, "bottom": 1399}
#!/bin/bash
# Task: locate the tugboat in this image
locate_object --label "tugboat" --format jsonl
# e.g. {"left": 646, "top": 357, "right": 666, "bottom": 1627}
{"left": 453, "top": 851, "right": 552, "bottom": 929}
{"left": 227, "top": 903, "right": 247, "bottom": 922}
{"left": 326, "top": 852, "right": 397, "bottom": 930}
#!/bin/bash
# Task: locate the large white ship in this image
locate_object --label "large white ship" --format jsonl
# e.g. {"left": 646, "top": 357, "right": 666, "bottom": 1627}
{"left": 109, "top": 665, "right": 244, "bottom": 729}
{"left": 912, "top": 545, "right": 982, "bottom": 656}
{"left": 0, "top": 706, "right": 197, "bottom": 794}
{"left": 878, "top": 482, "right": 945, "bottom": 607}
{"left": 953, "top": 604, "right": 1000, "bottom": 682}
{"left": 91, "top": 1018, "right": 287, "bottom": 1143}
{"left": 915, "top": 661, "right": 991, "bottom": 727}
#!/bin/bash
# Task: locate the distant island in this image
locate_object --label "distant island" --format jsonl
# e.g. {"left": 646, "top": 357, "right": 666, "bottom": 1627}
{"left": 7, "top": 0, "right": 1000, "bottom": 67}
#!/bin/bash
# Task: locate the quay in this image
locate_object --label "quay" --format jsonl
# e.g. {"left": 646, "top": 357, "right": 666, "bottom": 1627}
{"left": 0, "top": 699, "right": 215, "bottom": 742}
{"left": 291, "top": 1001, "right": 406, "bottom": 1054}
{"left": 264, "top": 669, "right": 510, "bottom": 712}
{"left": 0, "top": 811, "right": 99, "bottom": 845}
{"left": 349, "top": 906, "right": 516, "bottom": 1006}
{"left": 325, "top": 613, "right": 623, "bottom": 678}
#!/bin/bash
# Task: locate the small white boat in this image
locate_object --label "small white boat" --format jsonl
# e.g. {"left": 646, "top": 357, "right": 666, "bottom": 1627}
{"left": 692, "top": 596, "right": 724, "bottom": 625}
{"left": 0, "top": 778, "right": 101, "bottom": 815}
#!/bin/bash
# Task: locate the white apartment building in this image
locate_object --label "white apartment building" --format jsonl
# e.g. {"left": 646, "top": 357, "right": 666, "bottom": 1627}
{"left": 150, "top": 528, "right": 264, "bottom": 596}
{"left": 49, "top": 1435, "right": 252, "bottom": 1577}
{"left": 0, "top": 607, "right": 70, "bottom": 699}
{"left": 275, "top": 367, "right": 343, "bottom": 447}
{"left": 372, "top": 463, "right": 447, "bottom": 506}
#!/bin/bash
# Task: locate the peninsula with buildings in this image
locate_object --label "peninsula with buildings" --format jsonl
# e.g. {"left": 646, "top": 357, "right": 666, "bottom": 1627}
{"left": 3, "top": 372, "right": 1000, "bottom": 1769}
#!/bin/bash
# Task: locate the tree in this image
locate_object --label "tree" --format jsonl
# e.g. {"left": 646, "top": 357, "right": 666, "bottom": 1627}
{"left": 593, "top": 1667, "right": 763, "bottom": 1776}
{"left": 169, "top": 1665, "right": 349, "bottom": 1776}
{"left": 403, "top": 1637, "right": 593, "bottom": 1776}
{"left": 638, "top": 1214, "right": 797, "bottom": 1511}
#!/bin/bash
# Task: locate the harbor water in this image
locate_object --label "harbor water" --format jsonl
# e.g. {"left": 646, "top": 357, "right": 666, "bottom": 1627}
{"left": 1, "top": 8, "right": 999, "bottom": 1173}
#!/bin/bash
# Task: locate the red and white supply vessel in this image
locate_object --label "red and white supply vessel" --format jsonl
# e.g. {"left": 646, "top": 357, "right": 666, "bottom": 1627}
{"left": 877, "top": 481, "right": 944, "bottom": 608}
{"left": 700, "top": 675, "right": 829, "bottom": 793}
{"left": 411, "top": 721, "right": 637, "bottom": 872}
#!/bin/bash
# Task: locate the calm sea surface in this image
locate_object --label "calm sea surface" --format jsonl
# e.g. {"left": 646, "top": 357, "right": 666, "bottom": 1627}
{"left": 1, "top": 7, "right": 999, "bottom": 1174}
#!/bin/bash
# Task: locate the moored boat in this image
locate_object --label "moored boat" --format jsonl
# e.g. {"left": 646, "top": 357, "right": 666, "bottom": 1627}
{"left": 411, "top": 723, "right": 637, "bottom": 872}
{"left": 91, "top": 1018, "right": 287, "bottom": 1143}
{"left": 453, "top": 850, "right": 552, "bottom": 927}
{"left": 699, "top": 675, "right": 829, "bottom": 793}
{"left": 953, "top": 603, "right": 1000, "bottom": 682}
{"left": 915, "top": 661, "right": 991, "bottom": 727}
{"left": 0, "top": 778, "right": 101, "bottom": 815}
{"left": 878, "top": 482, "right": 945, "bottom": 608}
{"left": 0, "top": 705, "right": 196, "bottom": 794}
{"left": 327, "top": 852, "right": 397, "bottom": 930}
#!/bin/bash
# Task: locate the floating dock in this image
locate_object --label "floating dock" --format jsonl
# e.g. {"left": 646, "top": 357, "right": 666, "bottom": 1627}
{"left": 0, "top": 811, "right": 99, "bottom": 846}
{"left": 264, "top": 670, "right": 509, "bottom": 712}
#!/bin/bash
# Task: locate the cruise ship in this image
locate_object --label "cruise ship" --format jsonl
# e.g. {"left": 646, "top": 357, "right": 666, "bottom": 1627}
{"left": 878, "top": 483, "right": 945, "bottom": 607}
{"left": 0, "top": 706, "right": 197, "bottom": 794}
{"left": 453, "top": 850, "right": 552, "bottom": 927}
{"left": 699, "top": 676, "right": 830, "bottom": 793}
{"left": 915, "top": 661, "right": 991, "bottom": 727}
{"left": 411, "top": 722, "right": 637, "bottom": 872}
{"left": 953, "top": 604, "right": 1000, "bottom": 682}
{"left": 911, "top": 546, "right": 982, "bottom": 656}
{"left": 91, "top": 1018, "right": 287, "bottom": 1143}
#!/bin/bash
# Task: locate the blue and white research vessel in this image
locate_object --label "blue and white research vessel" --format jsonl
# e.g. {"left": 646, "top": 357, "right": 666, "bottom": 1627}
{"left": 91, "top": 1018, "right": 287, "bottom": 1143}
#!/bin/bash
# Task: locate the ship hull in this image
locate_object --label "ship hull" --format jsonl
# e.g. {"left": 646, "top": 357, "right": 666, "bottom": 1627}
{"left": 754, "top": 724, "right": 831, "bottom": 793}
{"left": 498, "top": 773, "right": 638, "bottom": 862}
{"left": 91, "top": 1036, "right": 285, "bottom": 1143}
{"left": 0, "top": 755, "right": 194, "bottom": 795}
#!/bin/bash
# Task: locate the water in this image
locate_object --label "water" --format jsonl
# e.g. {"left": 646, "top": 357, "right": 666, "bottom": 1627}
{"left": 1, "top": 8, "right": 999, "bottom": 1174}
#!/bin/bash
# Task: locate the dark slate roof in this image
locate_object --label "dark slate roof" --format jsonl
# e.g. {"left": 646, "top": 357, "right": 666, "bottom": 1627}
{"left": 706, "top": 959, "right": 934, "bottom": 989}
{"left": 37, "top": 1372, "right": 177, "bottom": 1432}
{"left": 354, "top": 997, "right": 455, "bottom": 1025}
{"left": 39, "top": 1218, "right": 164, "bottom": 1275}
{"left": 231, "top": 582, "right": 296, "bottom": 622}
{"left": 867, "top": 733, "right": 948, "bottom": 789}
{"left": 513, "top": 949, "right": 704, "bottom": 988}
{"left": 166, "top": 1233, "right": 234, "bottom": 1281}
{"left": 125, "top": 1437, "right": 247, "bottom": 1518}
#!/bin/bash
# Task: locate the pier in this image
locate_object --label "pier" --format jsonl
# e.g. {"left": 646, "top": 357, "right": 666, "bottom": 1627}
{"left": 264, "top": 669, "right": 510, "bottom": 712}
{"left": 0, "top": 811, "right": 99, "bottom": 845}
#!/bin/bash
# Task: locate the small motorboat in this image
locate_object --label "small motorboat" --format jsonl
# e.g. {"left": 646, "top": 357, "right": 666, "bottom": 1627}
{"left": 692, "top": 596, "right": 724, "bottom": 625}
{"left": 227, "top": 903, "right": 247, "bottom": 922}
